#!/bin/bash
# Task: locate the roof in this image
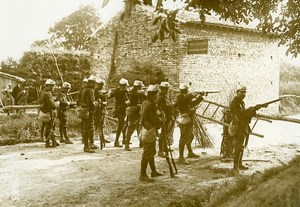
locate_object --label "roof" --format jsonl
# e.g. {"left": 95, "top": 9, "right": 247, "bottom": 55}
{"left": 90, "top": 4, "right": 261, "bottom": 38}
{"left": 0, "top": 71, "right": 26, "bottom": 83}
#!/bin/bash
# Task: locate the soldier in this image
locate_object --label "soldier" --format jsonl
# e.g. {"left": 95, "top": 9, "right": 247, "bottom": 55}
{"left": 175, "top": 83, "right": 204, "bottom": 165}
{"left": 157, "top": 81, "right": 176, "bottom": 158}
{"left": 56, "top": 82, "right": 74, "bottom": 144}
{"left": 220, "top": 108, "right": 234, "bottom": 162}
{"left": 125, "top": 80, "right": 145, "bottom": 151}
{"left": 139, "top": 85, "right": 164, "bottom": 182}
{"left": 230, "top": 86, "right": 262, "bottom": 174}
{"left": 39, "top": 79, "right": 59, "bottom": 148}
{"left": 111, "top": 78, "right": 129, "bottom": 147}
{"left": 94, "top": 78, "right": 110, "bottom": 149}
{"left": 77, "top": 78, "right": 88, "bottom": 106}
{"left": 80, "top": 75, "right": 98, "bottom": 153}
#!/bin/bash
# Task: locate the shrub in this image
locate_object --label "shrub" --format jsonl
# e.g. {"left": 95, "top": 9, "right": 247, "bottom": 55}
{"left": 0, "top": 114, "right": 41, "bottom": 145}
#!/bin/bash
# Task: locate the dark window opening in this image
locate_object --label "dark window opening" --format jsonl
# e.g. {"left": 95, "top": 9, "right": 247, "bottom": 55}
{"left": 187, "top": 39, "right": 208, "bottom": 54}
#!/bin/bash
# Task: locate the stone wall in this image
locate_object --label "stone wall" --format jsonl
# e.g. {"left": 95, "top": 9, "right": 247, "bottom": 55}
{"left": 177, "top": 24, "right": 280, "bottom": 114}
{"left": 91, "top": 5, "right": 280, "bottom": 114}
{"left": 91, "top": 6, "right": 180, "bottom": 86}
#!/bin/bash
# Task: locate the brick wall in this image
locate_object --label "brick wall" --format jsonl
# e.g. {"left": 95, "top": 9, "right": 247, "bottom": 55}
{"left": 91, "top": 5, "right": 280, "bottom": 114}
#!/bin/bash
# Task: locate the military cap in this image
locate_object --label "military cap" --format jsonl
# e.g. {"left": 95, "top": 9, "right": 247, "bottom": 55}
{"left": 88, "top": 75, "right": 97, "bottom": 82}
{"left": 179, "top": 83, "right": 189, "bottom": 90}
{"left": 133, "top": 80, "right": 143, "bottom": 86}
{"left": 62, "top": 82, "right": 71, "bottom": 89}
{"left": 45, "top": 79, "right": 55, "bottom": 85}
{"left": 236, "top": 85, "right": 247, "bottom": 92}
{"left": 119, "top": 78, "right": 129, "bottom": 86}
{"left": 147, "top": 84, "right": 159, "bottom": 92}
{"left": 82, "top": 78, "right": 88, "bottom": 83}
{"left": 159, "top": 82, "right": 171, "bottom": 88}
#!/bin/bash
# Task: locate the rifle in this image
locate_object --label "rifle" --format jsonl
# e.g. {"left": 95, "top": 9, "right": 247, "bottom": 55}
{"left": 256, "top": 98, "right": 282, "bottom": 108}
{"left": 161, "top": 116, "right": 177, "bottom": 178}
{"left": 194, "top": 90, "right": 220, "bottom": 96}
{"left": 49, "top": 110, "right": 57, "bottom": 147}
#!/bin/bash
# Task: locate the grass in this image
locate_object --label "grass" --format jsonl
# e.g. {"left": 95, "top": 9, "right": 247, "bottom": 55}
{"left": 279, "top": 62, "right": 300, "bottom": 115}
{"left": 168, "top": 155, "right": 300, "bottom": 207}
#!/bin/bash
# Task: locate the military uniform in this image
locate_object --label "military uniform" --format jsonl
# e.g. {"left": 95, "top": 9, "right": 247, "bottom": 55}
{"left": 56, "top": 82, "right": 73, "bottom": 144}
{"left": 80, "top": 76, "right": 98, "bottom": 153}
{"left": 111, "top": 78, "right": 129, "bottom": 147}
{"left": 230, "top": 91, "right": 257, "bottom": 172}
{"left": 220, "top": 109, "right": 234, "bottom": 161}
{"left": 39, "top": 79, "right": 58, "bottom": 148}
{"left": 156, "top": 82, "right": 176, "bottom": 157}
{"left": 139, "top": 85, "right": 163, "bottom": 182}
{"left": 94, "top": 79, "right": 110, "bottom": 149}
{"left": 176, "top": 84, "right": 203, "bottom": 164}
{"left": 125, "top": 81, "right": 145, "bottom": 151}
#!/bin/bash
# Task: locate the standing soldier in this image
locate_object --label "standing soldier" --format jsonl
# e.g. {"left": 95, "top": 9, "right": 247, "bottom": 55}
{"left": 230, "top": 86, "right": 262, "bottom": 174}
{"left": 56, "top": 82, "right": 74, "bottom": 144}
{"left": 175, "top": 83, "right": 204, "bottom": 165}
{"left": 94, "top": 78, "right": 110, "bottom": 149}
{"left": 125, "top": 80, "right": 145, "bottom": 151}
{"left": 139, "top": 85, "right": 164, "bottom": 182}
{"left": 157, "top": 81, "right": 176, "bottom": 158}
{"left": 80, "top": 75, "right": 98, "bottom": 153}
{"left": 220, "top": 108, "right": 234, "bottom": 162}
{"left": 39, "top": 79, "right": 59, "bottom": 148}
{"left": 111, "top": 78, "right": 129, "bottom": 148}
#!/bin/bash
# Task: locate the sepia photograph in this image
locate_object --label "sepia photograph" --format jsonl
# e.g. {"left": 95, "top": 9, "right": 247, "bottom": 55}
{"left": 0, "top": 0, "right": 300, "bottom": 206}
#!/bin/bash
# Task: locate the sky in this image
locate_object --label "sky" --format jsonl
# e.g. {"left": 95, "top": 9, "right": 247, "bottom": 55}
{"left": 0, "top": 0, "right": 299, "bottom": 65}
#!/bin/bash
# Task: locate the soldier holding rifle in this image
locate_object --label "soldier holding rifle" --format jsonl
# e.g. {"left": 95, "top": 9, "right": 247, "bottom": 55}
{"left": 175, "top": 83, "right": 204, "bottom": 165}
{"left": 230, "top": 85, "right": 280, "bottom": 174}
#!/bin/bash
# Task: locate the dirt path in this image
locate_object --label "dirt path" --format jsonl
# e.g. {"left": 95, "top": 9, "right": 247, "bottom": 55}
{"left": 1, "top": 121, "right": 300, "bottom": 207}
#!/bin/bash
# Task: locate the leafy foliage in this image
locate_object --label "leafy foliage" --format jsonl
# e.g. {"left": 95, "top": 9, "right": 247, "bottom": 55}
{"left": 109, "top": 59, "right": 166, "bottom": 88}
{"left": 18, "top": 48, "right": 92, "bottom": 93}
{"left": 47, "top": 5, "right": 100, "bottom": 50}
{"left": 122, "top": 0, "right": 300, "bottom": 57}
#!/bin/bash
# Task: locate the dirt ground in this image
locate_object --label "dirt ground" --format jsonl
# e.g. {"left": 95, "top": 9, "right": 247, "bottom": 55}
{"left": 1, "top": 119, "right": 300, "bottom": 207}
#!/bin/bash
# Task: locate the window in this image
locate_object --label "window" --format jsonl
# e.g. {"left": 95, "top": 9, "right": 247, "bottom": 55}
{"left": 187, "top": 39, "right": 208, "bottom": 54}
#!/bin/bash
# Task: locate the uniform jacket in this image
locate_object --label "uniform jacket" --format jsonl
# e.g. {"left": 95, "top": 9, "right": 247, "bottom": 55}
{"left": 176, "top": 93, "right": 203, "bottom": 115}
{"left": 141, "top": 99, "right": 162, "bottom": 130}
{"left": 230, "top": 96, "right": 256, "bottom": 133}
{"left": 39, "top": 88, "right": 56, "bottom": 113}
{"left": 80, "top": 86, "right": 96, "bottom": 112}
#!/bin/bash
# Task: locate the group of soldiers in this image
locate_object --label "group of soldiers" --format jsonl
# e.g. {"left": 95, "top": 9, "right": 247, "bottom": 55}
{"left": 38, "top": 75, "right": 264, "bottom": 180}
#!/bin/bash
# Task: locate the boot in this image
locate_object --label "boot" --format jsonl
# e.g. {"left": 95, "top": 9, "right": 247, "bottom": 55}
{"left": 149, "top": 158, "right": 164, "bottom": 177}
{"left": 139, "top": 174, "right": 154, "bottom": 182}
{"left": 62, "top": 127, "right": 73, "bottom": 144}
{"left": 178, "top": 157, "right": 189, "bottom": 165}
{"left": 125, "top": 144, "right": 131, "bottom": 151}
{"left": 59, "top": 128, "right": 65, "bottom": 143}
{"left": 187, "top": 152, "right": 200, "bottom": 158}
{"left": 45, "top": 141, "right": 51, "bottom": 148}
{"left": 114, "top": 141, "right": 123, "bottom": 147}
{"left": 83, "top": 147, "right": 95, "bottom": 153}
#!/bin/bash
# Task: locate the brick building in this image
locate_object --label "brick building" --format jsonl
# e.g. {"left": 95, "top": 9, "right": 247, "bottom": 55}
{"left": 90, "top": 5, "right": 281, "bottom": 113}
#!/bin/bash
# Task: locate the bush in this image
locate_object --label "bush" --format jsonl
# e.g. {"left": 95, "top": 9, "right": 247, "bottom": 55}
{"left": 109, "top": 59, "right": 166, "bottom": 88}
{"left": 0, "top": 114, "right": 41, "bottom": 145}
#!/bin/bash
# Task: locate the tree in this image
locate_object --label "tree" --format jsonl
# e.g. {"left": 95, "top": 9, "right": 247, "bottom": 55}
{"left": 119, "top": 0, "right": 300, "bottom": 57}
{"left": 48, "top": 5, "right": 100, "bottom": 51}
